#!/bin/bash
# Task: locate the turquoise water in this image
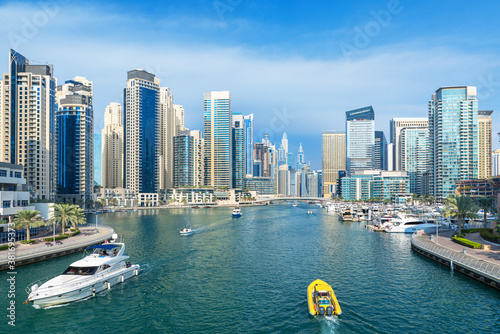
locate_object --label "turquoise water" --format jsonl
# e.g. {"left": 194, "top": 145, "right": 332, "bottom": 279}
{"left": 2, "top": 204, "right": 500, "bottom": 333}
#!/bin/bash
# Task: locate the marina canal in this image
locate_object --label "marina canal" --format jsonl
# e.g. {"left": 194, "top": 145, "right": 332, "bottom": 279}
{"left": 2, "top": 203, "right": 500, "bottom": 333}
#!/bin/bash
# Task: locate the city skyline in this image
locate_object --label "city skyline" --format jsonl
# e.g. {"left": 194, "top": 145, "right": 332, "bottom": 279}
{"left": 2, "top": 1, "right": 500, "bottom": 168}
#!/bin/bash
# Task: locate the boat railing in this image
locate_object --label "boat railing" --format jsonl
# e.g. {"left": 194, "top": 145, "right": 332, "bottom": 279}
{"left": 411, "top": 233, "right": 500, "bottom": 279}
{"left": 0, "top": 226, "right": 115, "bottom": 263}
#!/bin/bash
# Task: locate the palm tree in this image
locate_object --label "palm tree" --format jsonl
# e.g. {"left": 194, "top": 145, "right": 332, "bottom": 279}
{"left": 475, "top": 197, "right": 497, "bottom": 229}
{"left": 13, "top": 210, "right": 45, "bottom": 242}
{"left": 70, "top": 206, "right": 86, "bottom": 230}
{"left": 442, "top": 195, "right": 479, "bottom": 235}
{"left": 50, "top": 204, "right": 83, "bottom": 235}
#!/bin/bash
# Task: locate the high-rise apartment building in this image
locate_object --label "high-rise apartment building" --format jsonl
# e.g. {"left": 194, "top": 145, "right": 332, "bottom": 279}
{"left": 374, "top": 131, "right": 386, "bottom": 170}
{"left": 297, "top": 143, "right": 305, "bottom": 168}
{"left": 1, "top": 49, "right": 56, "bottom": 199}
{"left": 478, "top": 110, "right": 493, "bottom": 179}
{"left": 204, "top": 91, "right": 232, "bottom": 188}
{"left": 400, "top": 127, "right": 429, "bottom": 195}
{"left": 244, "top": 114, "right": 254, "bottom": 176}
{"left": 101, "top": 102, "right": 123, "bottom": 189}
{"left": 232, "top": 113, "right": 245, "bottom": 189}
{"left": 55, "top": 77, "right": 94, "bottom": 204}
{"left": 389, "top": 118, "right": 428, "bottom": 171}
{"left": 492, "top": 149, "right": 500, "bottom": 177}
{"left": 254, "top": 143, "right": 271, "bottom": 177}
{"left": 346, "top": 106, "right": 375, "bottom": 175}
{"left": 429, "top": 86, "right": 478, "bottom": 200}
{"left": 322, "top": 131, "right": 346, "bottom": 198}
{"left": 94, "top": 133, "right": 102, "bottom": 186}
{"left": 159, "top": 87, "right": 175, "bottom": 190}
{"left": 173, "top": 104, "right": 185, "bottom": 135}
{"left": 124, "top": 70, "right": 160, "bottom": 194}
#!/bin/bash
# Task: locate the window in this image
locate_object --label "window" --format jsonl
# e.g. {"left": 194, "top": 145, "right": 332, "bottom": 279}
{"left": 3, "top": 201, "right": 10, "bottom": 208}
{"left": 15, "top": 172, "right": 21, "bottom": 178}
{"left": 0, "top": 170, "right": 6, "bottom": 177}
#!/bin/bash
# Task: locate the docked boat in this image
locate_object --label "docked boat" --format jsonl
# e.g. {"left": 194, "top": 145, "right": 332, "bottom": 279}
{"left": 340, "top": 208, "right": 353, "bottom": 221}
{"left": 384, "top": 216, "right": 439, "bottom": 233}
{"left": 293, "top": 203, "right": 297, "bottom": 207}
{"left": 180, "top": 225, "right": 194, "bottom": 235}
{"left": 307, "top": 279, "right": 342, "bottom": 316}
{"left": 25, "top": 242, "right": 140, "bottom": 308}
{"left": 308, "top": 209, "right": 313, "bottom": 214}
{"left": 232, "top": 207, "right": 242, "bottom": 217}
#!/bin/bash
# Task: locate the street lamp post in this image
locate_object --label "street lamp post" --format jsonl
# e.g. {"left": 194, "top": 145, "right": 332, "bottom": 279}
{"left": 53, "top": 220, "right": 56, "bottom": 246}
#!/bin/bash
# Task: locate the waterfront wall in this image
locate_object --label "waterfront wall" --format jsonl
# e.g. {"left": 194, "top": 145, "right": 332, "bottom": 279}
{"left": 411, "top": 234, "right": 500, "bottom": 290}
{"left": 0, "top": 226, "right": 114, "bottom": 271}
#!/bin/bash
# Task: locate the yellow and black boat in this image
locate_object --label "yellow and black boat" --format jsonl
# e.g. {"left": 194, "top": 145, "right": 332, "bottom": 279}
{"left": 307, "top": 279, "right": 342, "bottom": 316}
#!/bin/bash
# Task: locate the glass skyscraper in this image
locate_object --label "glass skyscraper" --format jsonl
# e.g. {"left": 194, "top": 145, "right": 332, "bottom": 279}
{"left": 400, "top": 127, "right": 429, "bottom": 195}
{"left": 124, "top": 70, "right": 160, "bottom": 194}
{"left": 429, "top": 86, "right": 478, "bottom": 200}
{"left": 94, "top": 133, "right": 102, "bottom": 186}
{"left": 322, "top": 131, "right": 346, "bottom": 197}
{"left": 374, "top": 131, "right": 386, "bottom": 170}
{"left": 56, "top": 77, "right": 94, "bottom": 204}
{"left": 232, "top": 113, "right": 245, "bottom": 189}
{"left": 345, "top": 106, "right": 375, "bottom": 175}
{"left": 204, "top": 91, "right": 232, "bottom": 188}
{"left": 244, "top": 114, "right": 254, "bottom": 176}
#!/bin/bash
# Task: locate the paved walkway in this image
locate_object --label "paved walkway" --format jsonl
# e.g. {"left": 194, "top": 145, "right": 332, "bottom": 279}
{"left": 433, "top": 230, "right": 500, "bottom": 264}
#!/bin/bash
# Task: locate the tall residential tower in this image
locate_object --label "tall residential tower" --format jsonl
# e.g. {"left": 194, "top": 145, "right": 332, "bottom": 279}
{"left": 345, "top": 106, "right": 375, "bottom": 175}
{"left": 322, "top": 131, "right": 346, "bottom": 197}
{"left": 101, "top": 102, "right": 124, "bottom": 188}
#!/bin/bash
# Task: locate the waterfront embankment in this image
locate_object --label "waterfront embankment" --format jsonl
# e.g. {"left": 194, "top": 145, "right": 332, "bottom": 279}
{"left": 411, "top": 230, "right": 500, "bottom": 290}
{"left": 0, "top": 226, "right": 114, "bottom": 271}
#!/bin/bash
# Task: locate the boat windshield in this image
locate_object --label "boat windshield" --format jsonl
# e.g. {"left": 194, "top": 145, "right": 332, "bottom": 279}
{"left": 62, "top": 266, "right": 98, "bottom": 275}
{"left": 318, "top": 299, "right": 330, "bottom": 306}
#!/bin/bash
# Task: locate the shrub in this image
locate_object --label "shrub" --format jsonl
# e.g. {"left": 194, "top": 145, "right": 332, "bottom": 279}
{"left": 21, "top": 240, "right": 37, "bottom": 244}
{"left": 452, "top": 236, "right": 482, "bottom": 249}
{"left": 71, "top": 230, "right": 80, "bottom": 237}
{"left": 480, "top": 229, "right": 500, "bottom": 244}
{"left": 0, "top": 245, "right": 9, "bottom": 251}
{"left": 45, "top": 235, "right": 69, "bottom": 242}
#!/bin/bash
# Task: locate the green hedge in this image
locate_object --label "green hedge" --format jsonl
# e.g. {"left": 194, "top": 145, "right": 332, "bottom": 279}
{"left": 480, "top": 229, "right": 500, "bottom": 244}
{"left": 452, "top": 236, "right": 482, "bottom": 249}
{"left": 45, "top": 235, "right": 69, "bottom": 242}
{"left": 21, "top": 240, "right": 37, "bottom": 244}
{"left": 0, "top": 245, "right": 9, "bottom": 251}
{"left": 71, "top": 230, "right": 80, "bottom": 237}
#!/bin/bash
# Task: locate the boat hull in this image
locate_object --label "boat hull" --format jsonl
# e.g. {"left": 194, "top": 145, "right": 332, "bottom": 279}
{"left": 232, "top": 213, "right": 242, "bottom": 217}
{"left": 28, "top": 265, "right": 140, "bottom": 308}
{"left": 307, "top": 279, "right": 342, "bottom": 316}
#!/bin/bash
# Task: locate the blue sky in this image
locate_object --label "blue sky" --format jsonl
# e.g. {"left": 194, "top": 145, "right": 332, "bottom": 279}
{"left": 2, "top": 0, "right": 500, "bottom": 169}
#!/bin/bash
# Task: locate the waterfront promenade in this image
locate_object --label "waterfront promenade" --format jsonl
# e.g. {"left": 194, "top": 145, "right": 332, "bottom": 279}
{"left": 0, "top": 226, "right": 114, "bottom": 271}
{"left": 411, "top": 230, "right": 500, "bottom": 290}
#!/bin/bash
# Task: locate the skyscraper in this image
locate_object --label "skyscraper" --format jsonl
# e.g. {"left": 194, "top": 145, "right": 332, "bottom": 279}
{"left": 124, "top": 70, "right": 160, "bottom": 194}
{"left": 346, "top": 106, "right": 375, "bottom": 175}
{"left": 492, "top": 149, "right": 500, "bottom": 177}
{"left": 204, "top": 91, "right": 232, "bottom": 188}
{"left": 254, "top": 143, "right": 271, "bottom": 177}
{"left": 232, "top": 113, "right": 245, "bottom": 189}
{"left": 429, "top": 86, "right": 478, "bottom": 200}
{"left": 297, "top": 143, "right": 304, "bottom": 168}
{"left": 159, "top": 87, "right": 175, "bottom": 190}
{"left": 1, "top": 50, "right": 57, "bottom": 199}
{"left": 244, "top": 114, "right": 254, "bottom": 176}
{"left": 389, "top": 118, "right": 428, "bottom": 171}
{"left": 374, "top": 131, "right": 386, "bottom": 170}
{"left": 101, "top": 102, "right": 123, "bottom": 188}
{"left": 322, "top": 131, "right": 346, "bottom": 197}
{"left": 400, "top": 127, "right": 429, "bottom": 195}
{"left": 94, "top": 133, "right": 102, "bottom": 186}
{"left": 478, "top": 110, "right": 493, "bottom": 179}
{"left": 55, "top": 77, "right": 94, "bottom": 204}
{"left": 173, "top": 104, "right": 185, "bottom": 135}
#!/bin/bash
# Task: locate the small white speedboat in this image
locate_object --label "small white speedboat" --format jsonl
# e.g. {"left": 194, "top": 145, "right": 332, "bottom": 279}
{"left": 308, "top": 209, "right": 313, "bottom": 214}
{"left": 293, "top": 203, "right": 297, "bottom": 207}
{"left": 180, "top": 225, "right": 194, "bottom": 236}
{"left": 232, "top": 208, "right": 242, "bottom": 217}
{"left": 26, "top": 242, "right": 139, "bottom": 308}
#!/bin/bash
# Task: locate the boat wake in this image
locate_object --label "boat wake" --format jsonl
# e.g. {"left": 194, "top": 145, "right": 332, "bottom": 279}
{"left": 317, "top": 315, "right": 341, "bottom": 333}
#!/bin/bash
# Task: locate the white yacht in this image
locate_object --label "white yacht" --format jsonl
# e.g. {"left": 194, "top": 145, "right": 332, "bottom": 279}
{"left": 26, "top": 241, "right": 139, "bottom": 308}
{"left": 232, "top": 208, "right": 242, "bottom": 217}
{"left": 384, "top": 216, "right": 439, "bottom": 234}
{"left": 308, "top": 209, "right": 313, "bottom": 214}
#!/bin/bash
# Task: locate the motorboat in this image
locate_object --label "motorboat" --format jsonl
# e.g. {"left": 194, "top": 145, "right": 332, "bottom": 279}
{"left": 25, "top": 241, "right": 139, "bottom": 308}
{"left": 307, "top": 279, "right": 342, "bottom": 316}
{"left": 384, "top": 216, "right": 439, "bottom": 233}
{"left": 293, "top": 203, "right": 297, "bottom": 207}
{"left": 180, "top": 225, "right": 194, "bottom": 235}
{"left": 340, "top": 208, "right": 353, "bottom": 222}
{"left": 308, "top": 209, "right": 313, "bottom": 214}
{"left": 232, "top": 208, "right": 242, "bottom": 217}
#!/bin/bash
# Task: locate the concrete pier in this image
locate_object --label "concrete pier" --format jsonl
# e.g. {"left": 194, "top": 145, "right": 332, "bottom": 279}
{"left": 0, "top": 226, "right": 114, "bottom": 271}
{"left": 411, "top": 230, "right": 500, "bottom": 290}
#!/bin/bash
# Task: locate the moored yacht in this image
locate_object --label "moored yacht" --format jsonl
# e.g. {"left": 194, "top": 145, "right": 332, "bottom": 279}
{"left": 232, "top": 207, "right": 242, "bottom": 217}
{"left": 26, "top": 242, "right": 140, "bottom": 308}
{"left": 384, "top": 216, "right": 439, "bottom": 234}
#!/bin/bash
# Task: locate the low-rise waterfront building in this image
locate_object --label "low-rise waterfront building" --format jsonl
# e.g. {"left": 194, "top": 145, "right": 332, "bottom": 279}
{"left": 96, "top": 187, "right": 136, "bottom": 207}
{"left": 341, "top": 170, "right": 409, "bottom": 202}
{"left": 0, "top": 162, "right": 34, "bottom": 219}
{"left": 244, "top": 176, "right": 274, "bottom": 195}
{"left": 455, "top": 178, "right": 500, "bottom": 199}
{"left": 138, "top": 193, "right": 158, "bottom": 207}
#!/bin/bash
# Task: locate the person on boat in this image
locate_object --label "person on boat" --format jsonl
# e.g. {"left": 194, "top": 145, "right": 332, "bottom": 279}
{"left": 102, "top": 250, "right": 109, "bottom": 256}
{"left": 113, "top": 249, "right": 118, "bottom": 256}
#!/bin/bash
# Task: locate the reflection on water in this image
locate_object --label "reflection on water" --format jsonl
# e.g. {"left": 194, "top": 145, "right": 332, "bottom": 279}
{"left": 2, "top": 204, "right": 500, "bottom": 333}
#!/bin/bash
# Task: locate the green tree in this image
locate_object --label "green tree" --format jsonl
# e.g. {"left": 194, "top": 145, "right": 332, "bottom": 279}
{"left": 50, "top": 204, "right": 83, "bottom": 235}
{"left": 13, "top": 210, "right": 45, "bottom": 242}
{"left": 442, "top": 195, "right": 479, "bottom": 235}
{"left": 475, "top": 197, "right": 497, "bottom": 229}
